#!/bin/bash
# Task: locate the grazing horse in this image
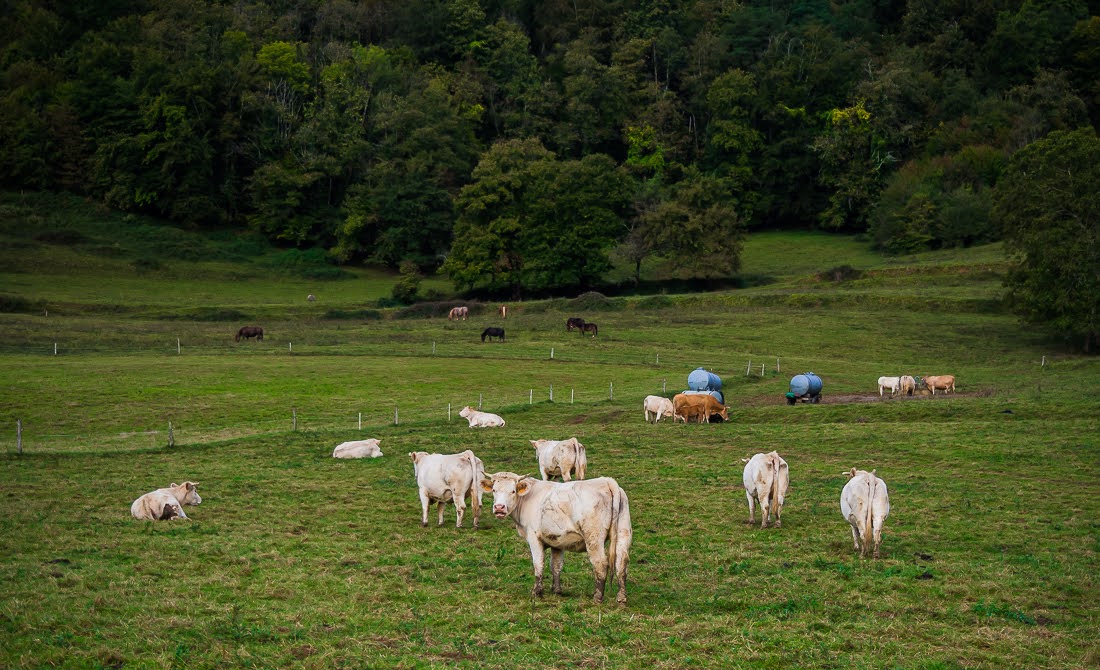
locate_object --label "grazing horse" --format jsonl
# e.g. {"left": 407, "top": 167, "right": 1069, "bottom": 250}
{"left": 448, "top": 306, "right": 469, "bottom": 321}
{"left": 481, "top": 327, "right": 505, "bottom": 342}
{"left": 499, "top": 304, "right": 508, "bottom": 319}
{"left": 581, "top": 322, "right": 598, "bottom": 337}
{"left": 235, "top": 326, "right": 264, "bottom": 342}
{"left": 566, "top": 317, "right": 586, "bottom": 331}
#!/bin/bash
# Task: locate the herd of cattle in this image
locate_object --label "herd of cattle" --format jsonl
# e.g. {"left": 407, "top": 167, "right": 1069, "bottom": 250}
{"left": 877, "top": 374, "right": 957, "bottom": 396}
{"left": 130, "top": 399, "right": 894, "bottom": 605}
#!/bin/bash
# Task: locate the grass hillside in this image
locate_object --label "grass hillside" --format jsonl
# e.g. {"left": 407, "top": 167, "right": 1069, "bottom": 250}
{"left": 1, "top": 196, "right": 1097, "bottom": 669}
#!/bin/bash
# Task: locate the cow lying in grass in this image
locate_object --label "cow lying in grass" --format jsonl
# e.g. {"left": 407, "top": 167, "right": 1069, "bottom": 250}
{"left": 131, "top": 482, "right": 202, "bottom": 521}
{"left": 332, "top": 439, "right": 382, "bottom": 459}
{"left": 459, "top": 406, "right": 505, "bottom": 427}
{"left": 482, "top": 472, "right": 632, "bottom": 604}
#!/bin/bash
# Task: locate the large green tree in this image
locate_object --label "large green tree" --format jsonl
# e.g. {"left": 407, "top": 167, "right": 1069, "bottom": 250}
{"left": 993, "top": 127, "right": 1100, "bottom": 352}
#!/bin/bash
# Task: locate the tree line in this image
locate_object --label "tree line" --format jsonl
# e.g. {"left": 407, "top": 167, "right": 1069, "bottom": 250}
{"left": 1, "top": 1, "right": 1098, "bottom": 316}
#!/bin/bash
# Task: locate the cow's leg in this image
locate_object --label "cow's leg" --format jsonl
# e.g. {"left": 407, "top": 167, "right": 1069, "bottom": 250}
{"left": 528, "top": 538, "right": 546, "bottom": 597}
{"left": 539, "top": 465, "right": 549, "bottom": 481}
{"left": 759, "top": 491, "right": 771, "bottom": 529}
{"left": 419, "top": 491, "right": 430, "bottom": 527}
{"left": 848, "top": 517, "right": 860, "bottom": 551}
{"left": 774, "top": 500, "right": 783, "bottom": 528}
{"left": 584, "top": 534, "right": 610, "bottom": 604}
{"left": 550, "top": 548, "right": 565, "bottom": 595}
{"left": 454, "top": 497, "right": 466, "bottom": 528}
{"left": 745, "top": 491, "right": 756, "bottom": 525}
{"left": 561, "top": 460, "right": 573, "bottom": 483}
{"left": 437, "top": 501, "right": 445, "bottom": 527}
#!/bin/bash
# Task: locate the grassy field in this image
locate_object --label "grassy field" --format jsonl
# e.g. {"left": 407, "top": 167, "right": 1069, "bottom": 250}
{"left": 1, "top": 204, "right": 1098, "bottom": 669}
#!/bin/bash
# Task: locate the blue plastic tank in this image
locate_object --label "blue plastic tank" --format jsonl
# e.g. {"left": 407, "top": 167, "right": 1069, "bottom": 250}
{"left": 688, "top": 367, "right": 723, "bottom": 392}
{"left": 789, "top": 372, "right": 823, "bottom": 397}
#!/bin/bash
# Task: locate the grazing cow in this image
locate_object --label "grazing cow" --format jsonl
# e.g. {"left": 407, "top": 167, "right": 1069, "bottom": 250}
{"left": 482, "top": 472, "right": 632, "bottom": 604}
{"left": 235, "top": 326, "right": 264, "bottom": 342}
{"left": 742, "top": 451, "right": 789, "bottom": 528}
{"left": 566, "top": 317, "right": 586, "bottom": 331}
{"left": 581, "top": 322, "right": 598, "bottom": 337}
{"left": 307, "top": 294, "right": 316, "bottom": 302}
{"left": 448, "top": 306, "right": 469, "bottom": 321}
{"left": 531, "top": 438, "right": 588, "bottom": 482}
{"left": 332, "top": 438, "right": 383, "bottom": 459}
{"left": 131, "top": 482, "right": 201, "bottom": 521}
{"left": 840, "top": 467, "right": 890, "bottom": 559}
{"left": 458, "top": 406, "right": 505, "bottom": 428}
{"left": 643, "top": 395, "right": 676, "bottom": 423}
{"left": 899, "top": 375, "right": 917, "bottom": 396}
{"left": 923, "top": 375, "right": 956, "bottom": 394}
{"left": 409, "top": 450, "right": 485, "bottom": 528}
{"left": 481, "top": 327, "right": 505, "bottom": 342}
{"left": 877, "top": 376, "right": 901, "bottom": 397}
{"left": 672, "top": 393, "right": 729, "bottom": 423}
{"left": 499, "top": 304, "right": 508, "bottom": 319}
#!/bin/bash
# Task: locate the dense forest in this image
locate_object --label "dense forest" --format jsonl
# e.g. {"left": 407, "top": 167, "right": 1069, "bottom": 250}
{"left": 2, "top": 0, "right": 1099, "bottom": 297}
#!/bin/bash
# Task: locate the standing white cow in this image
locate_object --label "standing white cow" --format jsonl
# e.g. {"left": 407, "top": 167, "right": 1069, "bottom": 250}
{"left": 531, "top": 438, "right": 588, "bottom": 481}
{"left": 332, "top": 438, "right": 383, "bottom": 459}
{"left": 643, "top": 395, "right": 676, "bottom": 423}
{"left": 458, "top": 406, "right": 505, "bottom": 427}
{"left": 840, "top": 467, "right": 890, "bottom": 559}
{"left": 899, "top": 375, "right": 917, "bottom": 396}
{"left": 878, "top": 376, "right": 901, "bottom": 396}
{"left": 131, "top": 482, "right": 202, "bottom": 521}
{"left": 742, "top": 451, "right": 789, "bottom": 528}
{"left": 409, "top": 450, "right": 485, "bottom": 529}
{"left": 482, "top": 472, "right": 632, "bottom": 604}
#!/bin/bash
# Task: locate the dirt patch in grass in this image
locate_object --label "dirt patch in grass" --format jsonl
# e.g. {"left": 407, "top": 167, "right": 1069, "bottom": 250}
{"left": 741, "top": 391, "right": 989, "bottom": 406}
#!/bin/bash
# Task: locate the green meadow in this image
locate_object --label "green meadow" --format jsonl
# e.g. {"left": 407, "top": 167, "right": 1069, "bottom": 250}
{"left": 1, "top": 202, "right": 1098, "bottom": 668}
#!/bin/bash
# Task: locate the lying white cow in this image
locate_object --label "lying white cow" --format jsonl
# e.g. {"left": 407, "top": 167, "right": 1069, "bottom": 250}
{"left": 531, "top": 438, "right": 588, "bottom": 481}
{"left": 409, "top": 450, "right": 485, "bottom": 529}
{"left": 840, "top": 467, "right": 890, "bottom": 558}
{"left": 332, "top": 438, "right": 383, "bottom": 459}
{"left": 131, "top": 482, "right": 202, "bottom": 521}
{"left": 482, "top": 472, "right": 632, "bottom": 604}
{"left": 878, "top": 376, "right": 901, "bottom": 397}
{"left": 643, "top": 395, "right": 675, "bottom": 423}
{"left": 742, "top": 451, "right": 789, "bottom": 528}
{"left": 458, "top": 406, "right": 505, "bottom": 428}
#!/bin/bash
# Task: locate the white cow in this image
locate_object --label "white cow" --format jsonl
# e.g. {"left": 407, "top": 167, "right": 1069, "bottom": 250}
{"left": 643, "top": 395, "right": 676, "bottom": 423}
{"left": 458, "top": 406, "right": 505, "bottom": 428}
{"left": 840, "top": 467, "right": 890, "bottom": 559}
{"left": 899, "top": 375, "right": 917, "bottom": 396}
{"left": 482, "top": 472, "right": 632, "bottom": 604}
{"left": 409, "top": 450, "right": 485, "bottom": 529}
{"left": 531, "top": 438, "right": 588, "bottom": 481}
{"left": 131, "top": 482, "right": 202, "bottom": 521}
{"left": 878, "top": 376, "right": 901, "bottom": 397}
{"left": 332, "top": 438, "right": 383, "bottom": 459}
{"left": 742, "top": 451, "right": 789, "bottom": 528}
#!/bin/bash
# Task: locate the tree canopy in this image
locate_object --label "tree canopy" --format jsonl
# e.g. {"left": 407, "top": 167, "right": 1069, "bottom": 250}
{"left": 1, "top": 0, "right": 1099, "bottom": 296}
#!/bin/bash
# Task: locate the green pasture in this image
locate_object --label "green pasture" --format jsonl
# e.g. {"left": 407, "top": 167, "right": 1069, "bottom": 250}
{"left": 1, "top": 214, "right": 1098, "bottom": 668}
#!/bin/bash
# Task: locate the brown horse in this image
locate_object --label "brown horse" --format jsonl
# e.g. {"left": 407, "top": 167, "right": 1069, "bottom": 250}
{"left": 566, "top": 317, "right": 586, "bottom": 331}
{"left": 581, "top": 322, "right": 598, "bottom": 337}
{"left": 235, "top": 326, "right": 264, "bottom": 342}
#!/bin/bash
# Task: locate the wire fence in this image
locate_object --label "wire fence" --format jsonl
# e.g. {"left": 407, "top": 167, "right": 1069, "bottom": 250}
{"left": 3, "top": 371, "right": 772, "bottom": 455}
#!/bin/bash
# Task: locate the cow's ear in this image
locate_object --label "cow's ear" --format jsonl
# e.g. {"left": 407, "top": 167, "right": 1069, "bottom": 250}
{"left": 408, "top": 452, "right": 417, "bottom": 462}
{"left": 185, "top": 482, "right": 195, "bottom": 491}
{"left": 530, "top": 440, "right": 538, "bottom": 448}
{"left": 480, "top": 478, "right": 493, "bottom": 492}
{"left": 170, "top": 483, "right": 179, "bottom": 488}
{"left": 516, "top": 479, "right": 531, "bottom": 496}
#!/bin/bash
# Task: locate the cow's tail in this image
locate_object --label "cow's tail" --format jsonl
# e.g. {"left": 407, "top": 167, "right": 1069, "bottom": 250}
{"left": 465, "top": 451, "right": 482, "bottom": 523}
{"left": 768, "top": 453, "right": 782, "bottom": 514}
{"left": 863, "top": 474, "right": 877, "bottom": 554}
{"left": 574, "top": 440, "right": 587, "bottom": 480}
{"left": 607, "top": 479, "right": 622, "bottom": 585}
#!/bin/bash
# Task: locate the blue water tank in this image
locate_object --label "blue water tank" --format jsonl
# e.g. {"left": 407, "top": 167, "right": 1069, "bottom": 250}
{"left": 789, "top": 372, "right": 823, "bottom": 397}
{"left": 688, "top": 367, "right": 723, "bottom": 392}
{"left": 679, "top": 389, "right": 725, "bottom": 404}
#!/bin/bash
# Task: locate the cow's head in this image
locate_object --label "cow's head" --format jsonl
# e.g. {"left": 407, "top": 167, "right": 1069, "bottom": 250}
{"left": 718, "top": 406, "right": 730, "bottom": 421}
{"left": 409, "top": 451, "right": 427, "bottom": 475}
{"left": 171, "top": 482, "right": 201, "bottom": 505}
{"left": 529, "top": 439, "right": 549, "bottom": 451}
{"left": 459, "top": 406, "right": 473, "bottom": 417}
{"left": 481, "top": 472, "right": 533, "bottom": 519}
